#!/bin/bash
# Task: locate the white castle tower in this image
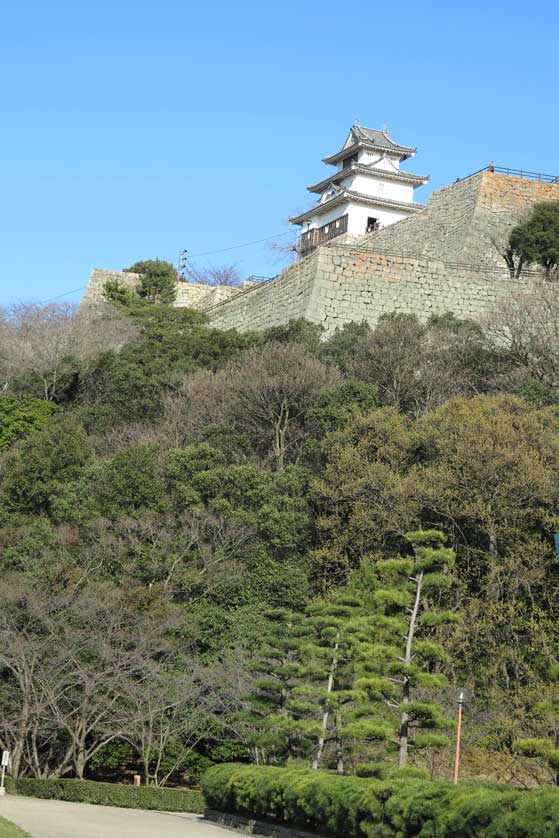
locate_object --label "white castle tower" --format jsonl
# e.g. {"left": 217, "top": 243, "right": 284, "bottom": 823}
{"left": 290, "top": 123, "right": 428, "bottom": 254}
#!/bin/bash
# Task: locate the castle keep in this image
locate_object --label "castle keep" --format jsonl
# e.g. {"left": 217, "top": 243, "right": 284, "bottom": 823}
{"left": 82, "top": 127, "right": 559, "bottom": 335}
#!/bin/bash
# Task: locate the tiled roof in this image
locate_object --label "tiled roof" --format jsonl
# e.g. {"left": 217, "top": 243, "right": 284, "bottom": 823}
{"left": 307, "top": 164, "right": 429, "bottom": 194}
{"left": 323, "top": 125, "right": 417, "bottom": 164}
{"left": 289, "top": 188, "right": 424, "bottom": 225}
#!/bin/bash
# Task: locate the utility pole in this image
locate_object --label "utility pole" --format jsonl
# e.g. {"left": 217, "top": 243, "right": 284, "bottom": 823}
{"left": 453, "top": 689, "right": 467, "bottom": 784}
{"left": 178, "top": 249, "right": 189, "bottom": 281}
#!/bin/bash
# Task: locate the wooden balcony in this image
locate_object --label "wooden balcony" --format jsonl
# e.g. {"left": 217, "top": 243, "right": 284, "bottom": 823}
{"left": 299, "top": 214, "right": 348, "bottom": 255}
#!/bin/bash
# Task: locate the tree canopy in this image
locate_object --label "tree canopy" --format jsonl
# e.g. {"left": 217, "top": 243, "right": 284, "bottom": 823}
{"left": 3, "top": 292, "right": 559, "bottom": 788}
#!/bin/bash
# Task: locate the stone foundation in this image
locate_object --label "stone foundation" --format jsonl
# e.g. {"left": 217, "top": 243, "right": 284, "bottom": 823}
{"left": 204, "top": 809, "right": 325, "bottom": 838}
{"left": 81, "top": 171, "right": 559, "bottom": 334}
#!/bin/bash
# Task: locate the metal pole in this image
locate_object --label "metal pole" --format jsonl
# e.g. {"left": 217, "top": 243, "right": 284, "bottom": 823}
{"left": 453, "top": 702, "right": 463, "bottom": 784}
{"left": 0, "top": 764, "right": 5, "bottom": 796}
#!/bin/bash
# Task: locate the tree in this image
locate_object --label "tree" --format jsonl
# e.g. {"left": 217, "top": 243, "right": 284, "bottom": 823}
{"left": 1, "top": 416, "right": 92, "bottom": 517}
{"left": 486, "top": 281, "right": 559, "bottom": 390}
{"left": 509, "top": 202, "right": 559, "bottom": 278}
{"left": 244, "top": 608, "right": 310, "bottom": 764}
{"left": 125, "top": 260, "right": 178, "bottom": 304}
{"left": 163, "top": 343, "right": 340, "bottom": 468}
{"left": 184, "top": 263, "right": 242, "bottom": 287}
{"left": 0, "top": 396, "right": 60, "bottom": 451}
{"left": 368, "top": 531, "right": 455, "bottom": 769}
{"left": 515, "top": 666, "right": 559, "bottom": 786}
{"left": 299, "top": 593, "right": 386, "bottom": 774}
{"left": 248, "top": 588, "right": 396, "bottom": 775}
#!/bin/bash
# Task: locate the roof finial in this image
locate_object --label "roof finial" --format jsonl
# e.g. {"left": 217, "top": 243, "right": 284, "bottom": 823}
{"left": 383, "top": 122, "right": 389, "bottom": 134}
{"left": 354, "top": 117, "right": 360, "bottom": 126}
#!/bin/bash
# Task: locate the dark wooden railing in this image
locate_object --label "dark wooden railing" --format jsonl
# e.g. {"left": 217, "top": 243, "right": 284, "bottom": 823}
{"left": 299, "top": 214, "right": 348, "bottom": 254}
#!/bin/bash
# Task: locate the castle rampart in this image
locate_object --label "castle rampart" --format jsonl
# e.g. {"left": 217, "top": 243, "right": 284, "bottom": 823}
{"left": 82, "top": 171, "right": 559, "bottom": 334}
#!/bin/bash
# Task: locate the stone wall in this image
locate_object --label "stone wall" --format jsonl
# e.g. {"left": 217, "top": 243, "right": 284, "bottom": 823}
{"left": 81, "top": 171, "right": 559, "bottom": 335}
{"left": 304, "top": 245, "right": 539, "bottom": 335}
{"left": 205, "top": 171, "right": 557, "bottom": 335}
{"left": 207, "top": 250, "right": 319, "bottom": 332}
{"left": 205, "top": 809, "right": 325, "bottom": 838}
{"left": 81, "top": 268, "right": 261, "bottom": 314}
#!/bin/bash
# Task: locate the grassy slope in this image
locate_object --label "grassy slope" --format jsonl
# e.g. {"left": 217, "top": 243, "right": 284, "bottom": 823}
{"left": 0, "top": 817, "right": 29, "bottom": 838}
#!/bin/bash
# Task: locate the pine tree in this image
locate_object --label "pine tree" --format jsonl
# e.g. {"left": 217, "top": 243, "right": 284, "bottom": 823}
{"left": 355, "top": 530, "right": 457, "bottom": 769}
{"left": 515, "top": 665, "right": 559, "bottom": 785}
{"left": 286, "top": 586, "right": 392, "bottom": 773}
{"left": 243, "top": 608, "right": 311, "bottom": 764}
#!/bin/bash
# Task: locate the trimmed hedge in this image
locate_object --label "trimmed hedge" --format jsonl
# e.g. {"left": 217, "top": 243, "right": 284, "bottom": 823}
{"left": 201, "top": 763, "right": 559, "bottom": 838}
{"left": 6, "top": 777, "right": 204, "bottom": 814}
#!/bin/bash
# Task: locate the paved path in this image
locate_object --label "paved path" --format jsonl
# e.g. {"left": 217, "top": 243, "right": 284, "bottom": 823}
{"left": 0, "top": 795, "right": 234, "bottom": 838}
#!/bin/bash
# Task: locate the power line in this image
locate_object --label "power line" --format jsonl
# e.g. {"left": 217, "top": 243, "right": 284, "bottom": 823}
{"left": 188, "top": 230, "right": 292, "bottom": 258}
{"left": 33, "top": 230, "right": 294, "bottom": 306}
{"left": 39, "top": 285, "right": 88, "bottom": 304}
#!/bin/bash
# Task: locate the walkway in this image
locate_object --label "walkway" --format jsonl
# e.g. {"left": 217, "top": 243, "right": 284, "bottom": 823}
{"left": 0, "top": 795, "right": 233, "bottom": 838}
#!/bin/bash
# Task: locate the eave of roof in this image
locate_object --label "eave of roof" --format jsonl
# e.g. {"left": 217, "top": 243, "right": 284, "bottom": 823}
{"left": 289, "top": 190, "right": 424, "bottom": 225}
{"left": 323, "top": 140, "right": 416, "bottom": 166}
{"left": 307, "top": 164, "right": 429, "bottom": 194}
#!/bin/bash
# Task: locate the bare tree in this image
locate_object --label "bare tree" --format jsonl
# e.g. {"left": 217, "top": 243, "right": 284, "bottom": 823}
{"left": 161, "top": 343, "right": 340, "bottom": 467}
{"left": 0, "top": 576, "right": 178, "bottom": 779}
{"left": 85, "top": 509, "right": 252, "bottom": 601}
{"left": 0, "top": 578, "right": 55, "bottom": 777}
{"left": 0, "top": 303, "right": 137, "bottom": 399}
{"left": 347, "top": 315, "right": 501, "bottom": 417}
{"left": 485, "top": 282, "right": 559, "bottom": 389}
{"left": 36, "top": 584, "right": 175, "bottom": 779}
{"left": 123, "top": 663, "right": 216, "bottom": 786}
{"left": 184, "top": 262, "right": 242, "bottom": 287}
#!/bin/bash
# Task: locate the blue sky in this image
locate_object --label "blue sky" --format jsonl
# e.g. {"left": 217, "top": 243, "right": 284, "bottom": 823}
{"left": 1, "top": 0, "right": 557, "bottom": 304}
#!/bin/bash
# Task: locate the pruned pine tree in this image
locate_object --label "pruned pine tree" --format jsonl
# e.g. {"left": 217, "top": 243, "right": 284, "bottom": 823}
{"left": 515, "top": 665, "right": 559, "bottom": 785}
{"left": 287, "top": 594, "right": 388, "bottom": 774}
{"left": 244, "top": 608, "right": 311, "bottom": 764}
{"left": 356, "top": 530, "right": 457, "bottom": 769}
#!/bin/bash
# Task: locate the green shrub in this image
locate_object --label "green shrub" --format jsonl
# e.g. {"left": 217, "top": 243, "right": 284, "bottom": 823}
{"left": 6, "top": 777, "right": 203, "bottom": 813}
{"left": 201, "top": 763, "right": 559, "bottom": 838}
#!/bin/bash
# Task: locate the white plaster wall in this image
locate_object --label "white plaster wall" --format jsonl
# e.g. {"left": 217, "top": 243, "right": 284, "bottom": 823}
{"left": 306, "top": 201, "right": 351, "bottom": 231}
{"left": 346, "top": 203, "right": 410, "bottom": 235}
{"left": 359, "top": 150, "right": 401, "bottom": 170}
{"left": 349, "top": 173, "right": 413, "bottom": 203}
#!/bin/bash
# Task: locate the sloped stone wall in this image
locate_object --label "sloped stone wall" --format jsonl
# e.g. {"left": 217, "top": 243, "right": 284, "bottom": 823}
{"left": 206, "top": 250, "right": 319, "bottom": 332}
{"left": 81, "top": 269, "right": 258, "bottom": 314}
{"left": 304, "top": 244, "right": 539, "bottom": 335}
{"left": 82, "top": 172, "right": 559, "bottom": 335}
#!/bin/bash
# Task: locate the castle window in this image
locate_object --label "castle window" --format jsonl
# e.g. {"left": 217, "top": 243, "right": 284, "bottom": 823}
{"left": 366, "top": 217, "right": 379, "bottom": 233}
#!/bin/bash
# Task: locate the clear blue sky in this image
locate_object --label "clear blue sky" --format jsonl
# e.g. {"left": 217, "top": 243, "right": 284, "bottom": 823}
{"left": 1, "top": 0, "right": 557, "bottom": 304}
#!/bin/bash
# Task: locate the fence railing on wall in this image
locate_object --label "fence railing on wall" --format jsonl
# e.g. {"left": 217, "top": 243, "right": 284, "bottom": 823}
{"left": 459, "top": 164, "right": 559, "bottom": 184}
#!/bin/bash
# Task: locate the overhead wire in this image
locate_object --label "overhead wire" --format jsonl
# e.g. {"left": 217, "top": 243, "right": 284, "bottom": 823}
{"left": 32, "top": 228, "right": 294, "bottom": 305}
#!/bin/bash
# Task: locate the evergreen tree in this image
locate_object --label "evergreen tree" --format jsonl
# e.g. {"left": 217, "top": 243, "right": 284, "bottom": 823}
{"left": 515, "top": 665, "right": 559, "bottom": 785}
{"left": 243, "top": 608, "right": 311, "bottom": 764}
{"left": 509, "top": 202, "right": 559, "bottom": 278}
{"left": 355, "top": 530, "right": 457, "bottom": 768}
{"left": 286, "top": 590, "right": 391, "bottom": 774}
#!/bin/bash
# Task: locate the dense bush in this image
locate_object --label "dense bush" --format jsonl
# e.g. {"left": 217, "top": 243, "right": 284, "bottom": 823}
{"left": 201, "top": 763, "right": 559, "bottom": 838}
{"left": 6, "top": 777, "right": 204, "bottom": 813}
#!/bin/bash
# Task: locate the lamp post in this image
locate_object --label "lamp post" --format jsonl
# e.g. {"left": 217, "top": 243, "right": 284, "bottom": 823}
{"left": 453, "top": 689, "right": 467, "bottom": 785}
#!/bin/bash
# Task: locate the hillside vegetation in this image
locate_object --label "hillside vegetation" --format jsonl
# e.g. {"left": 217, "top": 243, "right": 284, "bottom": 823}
{"left": 2, "top": 278, "right": 559, "bottom": 791}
